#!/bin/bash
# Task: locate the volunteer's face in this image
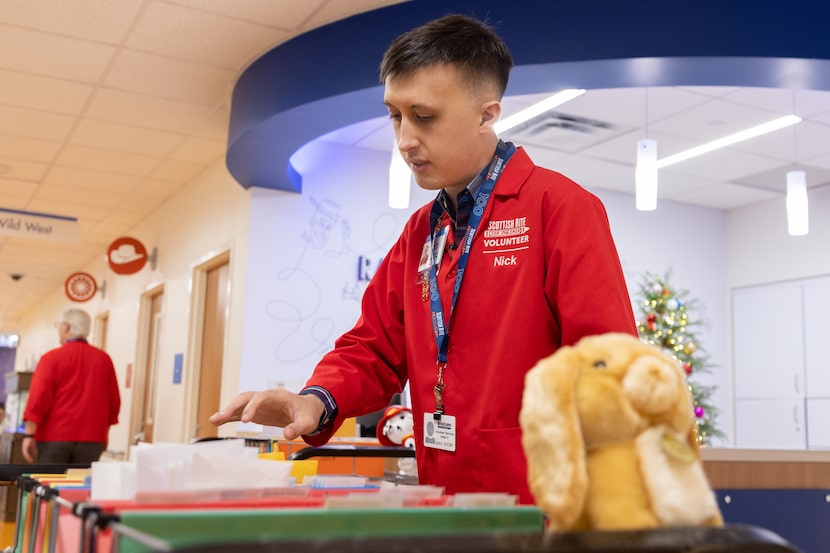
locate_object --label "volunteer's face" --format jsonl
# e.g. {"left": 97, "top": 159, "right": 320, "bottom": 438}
{"left": 384, "top": 64, "right": 500, "bottom": 196}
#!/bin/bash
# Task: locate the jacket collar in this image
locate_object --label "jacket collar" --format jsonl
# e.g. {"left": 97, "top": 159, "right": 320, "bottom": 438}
{"left": 492, "top": 146, "right": 533, "bottom": 199}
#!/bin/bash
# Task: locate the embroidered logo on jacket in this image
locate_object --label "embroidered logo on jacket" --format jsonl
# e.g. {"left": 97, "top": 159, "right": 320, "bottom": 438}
{"left": 483, "top": 217, "right": 530, "bottom": 266}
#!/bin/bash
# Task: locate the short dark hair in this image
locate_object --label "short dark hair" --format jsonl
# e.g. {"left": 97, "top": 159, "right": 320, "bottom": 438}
{"left": 379, "top": 14, "right": 513, "bottom": 98}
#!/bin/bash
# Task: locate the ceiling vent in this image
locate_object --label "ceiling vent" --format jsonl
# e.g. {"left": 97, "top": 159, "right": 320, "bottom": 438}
{"left": 502, "top": 111, "right": 620, "bottom": 152}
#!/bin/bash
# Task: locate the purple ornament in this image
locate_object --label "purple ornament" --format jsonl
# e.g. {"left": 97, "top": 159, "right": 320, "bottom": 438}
{"left": 694, "top": 406, "right": 705, "bottom": 418}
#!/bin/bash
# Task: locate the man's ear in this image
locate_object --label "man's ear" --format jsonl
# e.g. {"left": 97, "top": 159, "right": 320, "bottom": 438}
{"left": 480, "top": 100, "right": 502, "bottom": 131}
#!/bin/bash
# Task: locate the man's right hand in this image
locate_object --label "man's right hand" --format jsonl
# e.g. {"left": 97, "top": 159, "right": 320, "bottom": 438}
{"left": 21, "top": 436, "right": 36, "bottom": 463}
{"left": 209, "top": 388, "right": 324, "bottom": 441}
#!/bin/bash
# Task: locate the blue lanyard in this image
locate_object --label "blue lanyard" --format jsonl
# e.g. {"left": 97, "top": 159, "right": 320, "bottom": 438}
{"left": 427, "top": 141, "right": 515, "bottom": 413}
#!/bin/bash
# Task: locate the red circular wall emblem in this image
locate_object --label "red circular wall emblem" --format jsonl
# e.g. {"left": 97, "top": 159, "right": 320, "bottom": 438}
{"left": 65, "top": 272, "right": 97, "bottom": 302}
{"left": 107, "top": 236, "right": 148, "bottom": 275}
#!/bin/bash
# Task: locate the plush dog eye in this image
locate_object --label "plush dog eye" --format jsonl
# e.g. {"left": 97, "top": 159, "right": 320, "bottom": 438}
{"left": 593, "top": 360, "right": 607, "bottom": 369}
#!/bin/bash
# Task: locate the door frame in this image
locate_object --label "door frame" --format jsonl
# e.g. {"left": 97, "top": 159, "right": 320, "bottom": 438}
{"left": 182, "top": 249, "right": 231, "bottom": 441}
{"left": 128, "top": 283, "right": 164, "bottom": 456}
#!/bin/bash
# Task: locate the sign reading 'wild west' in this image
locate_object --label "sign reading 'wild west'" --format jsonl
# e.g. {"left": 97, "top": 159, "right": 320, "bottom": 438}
{"left": 0, "top": 207, "right": 80, "bottom": 243}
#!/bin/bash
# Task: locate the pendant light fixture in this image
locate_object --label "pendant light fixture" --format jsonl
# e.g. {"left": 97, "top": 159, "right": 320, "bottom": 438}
{"left": 635, "top": 88, "right": 658, "bottom": 211}
{"left": 786, "top": 169, "right": 808, "bottom": 236}
{"left": 786, "top": 90, "right": 808, "bottom": 236}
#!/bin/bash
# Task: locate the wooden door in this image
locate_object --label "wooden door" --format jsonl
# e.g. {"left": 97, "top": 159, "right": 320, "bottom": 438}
{"left": 140, "top": 292, "right": 163, "bottom": 444}
{"left": 194, "top": 261, "right": 229, "bottom": 439}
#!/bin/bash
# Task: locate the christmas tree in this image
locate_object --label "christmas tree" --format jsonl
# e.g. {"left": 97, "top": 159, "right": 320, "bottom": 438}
{"left": 636, "top": 271, "right": 724, "bottom": 445}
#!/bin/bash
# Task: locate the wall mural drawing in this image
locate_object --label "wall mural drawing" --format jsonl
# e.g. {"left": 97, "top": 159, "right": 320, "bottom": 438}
{"left": 266, "top": 196, "right": 400, "bottom": 364}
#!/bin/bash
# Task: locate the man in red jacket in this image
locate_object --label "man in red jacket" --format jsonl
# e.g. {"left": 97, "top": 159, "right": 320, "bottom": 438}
{"left": 22, "top": 308, "right": 121, "bottom": 464}
{"left": 212, "top": 14, "right": 636, "bottom": 502}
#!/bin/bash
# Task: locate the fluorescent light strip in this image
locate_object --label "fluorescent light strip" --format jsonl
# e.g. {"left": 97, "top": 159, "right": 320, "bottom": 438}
{"left": 494, "top": 89, "right": 586, "bottom": 134}
{"left": 655, "top": 114, "right": 801, "bottom": 169}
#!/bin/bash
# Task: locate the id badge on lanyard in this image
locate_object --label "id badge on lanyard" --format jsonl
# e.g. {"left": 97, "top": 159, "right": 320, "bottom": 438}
{"left": 422, "top": 141, "right": 516, "bottom": 453}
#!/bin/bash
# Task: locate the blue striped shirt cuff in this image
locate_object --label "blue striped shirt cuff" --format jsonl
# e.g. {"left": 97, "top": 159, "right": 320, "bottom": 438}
{"left": 298, "top": 386, "right": 338, "bottom": 436}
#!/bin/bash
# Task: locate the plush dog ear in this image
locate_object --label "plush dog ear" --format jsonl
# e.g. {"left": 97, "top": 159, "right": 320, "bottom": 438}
{"left": 520, "top": 347, "right": 588, "bottom": 530}
{"left": 623, "top": 346, "right": 697, "bottom": 443}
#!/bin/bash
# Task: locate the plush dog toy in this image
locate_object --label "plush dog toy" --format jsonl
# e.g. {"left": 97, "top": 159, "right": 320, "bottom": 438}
{"left": 520, "top": 332, "right": 723, "bottom": 531}
{"left": 377, "top": 405, "right": 415, "bottom": 449}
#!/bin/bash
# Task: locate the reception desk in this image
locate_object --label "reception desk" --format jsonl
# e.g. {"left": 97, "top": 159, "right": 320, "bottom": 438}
{"left": 701, "top": 448, "right": 829, "bottom": 553}
{"left": 702, "top": 447, "right": 830, "bottom": 489}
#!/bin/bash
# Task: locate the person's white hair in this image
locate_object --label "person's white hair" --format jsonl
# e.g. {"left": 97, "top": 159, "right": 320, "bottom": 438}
{"left": 60, "top": 308, "right": 91, "bottom": 338}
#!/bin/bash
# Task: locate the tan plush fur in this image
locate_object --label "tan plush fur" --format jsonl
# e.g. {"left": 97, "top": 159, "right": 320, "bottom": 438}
{"left": 519, "top": 333, "right": 723, "bottom": 530}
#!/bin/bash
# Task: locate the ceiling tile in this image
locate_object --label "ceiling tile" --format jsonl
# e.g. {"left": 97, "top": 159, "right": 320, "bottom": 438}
{"left": 0, "top": 157, "right": 47, "bottom": 182}
{"left": 165, "top": 0, "right": 328, "bottom": 30}
{"left": 728, "top": 119, "right": 830, "bottom": 163}
{"left": 541, "top": 87, "right": 711, "bottom": 130}
{"left": 503, "top": 110, "right": 632, "bottom": 155}
{"left": 549, "top": 155, "right": 633, "bottom": 195}
{"left": 0, "top": 68, "right": 93, "bottom": 115}
{"left": 105, "top": 49, "right": 234, "bottom": 106}
{"left": 193, "top": 107, "right": 231, "bottom": 140}
{"left": 115, "top": 195, "right": 165, "bottom": 215}
{"left": 0, "top": 133, "right": 61, "bottom": 163}
{"left": 149, "top": 159, "right": 206, "bottom": 182}
{"left": 130, "top": 178, "right": 186, "bottom": 199}
{"left": 662, "top": 148, "right": 786, "bottom": 183}
{"left": 126, "top": 2, "right": 289, "bottom": 69}
{"left": 805, "top": 151, "right": 830, "bottom": 172}
{"left": 100, "top": 208, "right": 149, "bottom": 228}
{"left": 90, "top": 220, "right": 132, "bottom": 236}
{"left": 648, "top": 96, "right": 787, "bottom": 143}
{"left": 44, "top": 166, "right": 140, "bottom": 192}
{"left": 0, "top": 24, "right": 115, "bottom": 83}
{"left": 86, "top": 88, "right": 218, "bottom": 134}
{"left": 0, "top": 105, "right": 75, "bottom": 142}
{"left": 23, "top": 199, "right": 109, "bottom": 221}
{"left": 79, "top": 231, "right": 116, "bottom": 247}
{"left": 0, "top": 177, "right": 38, "bottom": 201}
{"left": 70, "top": 119, "right": 183, "bottom": 157}
{"left": 675, "top": 86, "right": 742, "bottom": 98}
{"left": 33, "top": 184, "right": 125, "bottom": 209}
{"left": 671, "top": 182, "right": 780, "bottom": 210}
{"left": 169, "top": 137, "right": 227, "bottom": 164}
{"left": 0, "top": 0, "right": 144, "bottom": 44}
{"left": 734, "top": 163, "right": 830, "bottom": 192}
{"left": 57, "top": 144, "right": 160, "bottom": 177}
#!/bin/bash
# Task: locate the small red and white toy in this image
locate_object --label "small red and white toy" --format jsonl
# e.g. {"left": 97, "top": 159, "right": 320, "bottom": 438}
{"left": 377, "top": 405, "right": 415, "bottom": 449}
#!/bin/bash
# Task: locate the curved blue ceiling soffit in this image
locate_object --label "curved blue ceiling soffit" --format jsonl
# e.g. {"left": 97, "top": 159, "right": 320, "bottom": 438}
{"left": 226, "top": 0, "right": 830, "bottom": 193}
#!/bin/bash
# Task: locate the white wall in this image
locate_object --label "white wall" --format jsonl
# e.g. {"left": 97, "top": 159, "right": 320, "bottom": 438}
{"left": 728, "top": 185, "right": 830, "bottom": 288}
{"left": 14, "top": 161, "right": 251, "bottom": 455}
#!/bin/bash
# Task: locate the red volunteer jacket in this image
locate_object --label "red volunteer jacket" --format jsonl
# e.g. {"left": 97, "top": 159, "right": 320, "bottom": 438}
{"left": 305, "top": 147, "right": 636, "bottom": 503}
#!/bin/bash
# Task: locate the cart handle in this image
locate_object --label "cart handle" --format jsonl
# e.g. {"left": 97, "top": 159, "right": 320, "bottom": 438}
{"left": 289, "top": 444, "right": 415, "bottom": 460}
